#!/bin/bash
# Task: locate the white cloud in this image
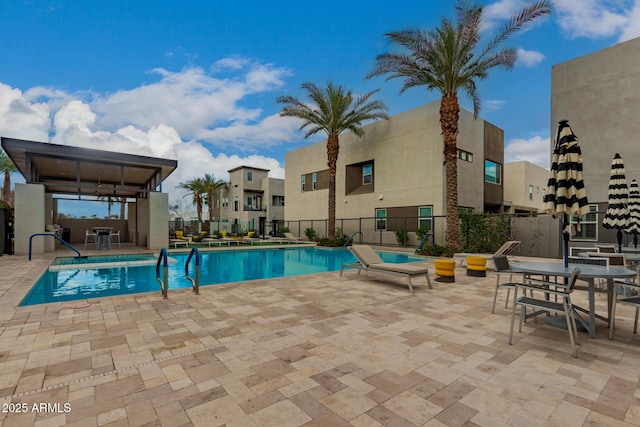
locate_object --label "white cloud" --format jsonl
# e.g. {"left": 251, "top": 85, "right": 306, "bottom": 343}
{"left": 505, "top": 135, "right": 551, "bottom": 169}
{"left": 516, "top": 48, "right": 545, "bottom": 67}
{"left": 90, "top": 62, "right": 297, "bottom": 147}
{"left": 553, "top": 0, "right": 632, "bottom": 39}
{"left": 618, "top": 1, "right": 640, "bottom": 42}
{"left": 483, "top": 99, "right": 507, "bottom": 112}
{"left": 0, "top": 83, "right": 50, "bottom": 141}
{"left": 0, "top": 57, "right": 293, "bottom": 212}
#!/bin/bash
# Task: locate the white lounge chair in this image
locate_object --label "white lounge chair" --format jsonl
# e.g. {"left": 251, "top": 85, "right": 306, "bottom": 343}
{"left": 340, "top": 245, "right": 432, "bottom": 294}
{"left": 453, "top": 241, "right": 521, "bottom": 267}
{"left": 283, "top": 232, "right": 304, "bottom": 243}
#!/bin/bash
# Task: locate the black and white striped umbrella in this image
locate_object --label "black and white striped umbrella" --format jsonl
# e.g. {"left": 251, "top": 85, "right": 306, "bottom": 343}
{"left": 626, "top": 179, "right": 640, "bottom": 247}
{"left": 603, "top": 153, "right": 629, "bottom": 251}
{"left": 544, "top": 120, "right": 589, "bottom": 219}
{"left": 544, "top": 120, "right": 589, "bottom": 266}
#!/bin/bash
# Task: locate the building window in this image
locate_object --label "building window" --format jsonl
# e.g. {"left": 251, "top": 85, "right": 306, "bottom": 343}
{"left": 457, "top": 149, "right": 473, "bottom": 163}
{"left": 312, "top": 172, "right": 317, "bottom": 190}
{"left": 363, "top": 164, "right": 373, "bottom": 184}
{"left": 375, "top": 209, "right": 387, "bottom": 231}
{"left": 272, "top": 195, "right": 284, "bottom": 206}
{"left": 571, "top": 204, "right": 598, "bottom": 241}
{"left": 529, "top": 185, "right": 533, "bottom": 201}
{"left": 247, "top": 171, "right": 253, "bottom": 182}
{"left": 222, "top": 197, "right": 229, "bottom": 207}
{"left": 418, "top": 206, "right": 433, "bottom": 231}
{"left": 301, "top": 175, "right": 305, "bottom": 192}
{"left": 234, "top": 196, "right": 239, "bottom": 212}
{"left": 485, "top": 160, "right": 501, "bottom": 184}
{"left": 247, "top": 197, "right": 253, "bottom": 206}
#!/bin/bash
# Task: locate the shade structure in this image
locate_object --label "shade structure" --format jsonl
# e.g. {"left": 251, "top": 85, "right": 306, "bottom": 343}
{"left": 626, "top": 179, "right": 640, "bottom": 248}
{"left": 602, "top": 153, "right": 629, "bottom": 252}
{"left": 544, "top": 120, "right": 589, "bottom": 267}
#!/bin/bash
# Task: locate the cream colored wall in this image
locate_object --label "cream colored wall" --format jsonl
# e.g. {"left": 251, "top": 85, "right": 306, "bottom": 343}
{"left": 552, "top": 37, "right": 640, "bottom": 204}
{"left": 14, "top": 183, "right": 45, "bottom": 256}
{"left": 147, "top": 192, "right": 169, "bottom": 250}
{"left": 285, "top": 101, "right": 490, "bottom": 222}
{"left": 503, "top": 161, "right": 548, "bottom": 212}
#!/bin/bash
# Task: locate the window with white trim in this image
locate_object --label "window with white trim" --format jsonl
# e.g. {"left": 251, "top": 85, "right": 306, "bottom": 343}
{"left": 312, "top": 172, "right": 317, "bottom": 190}
{"left": 485, "top": 160, "right": 501, "bottom": 184}
{"left": 363, "top": 164, "right": 372, "bottom": 185}
{"left": 571, "top": 204, "right": 598, "bottom": 241}
{"left": 418, "top": 206, "right": 433, "bottom": 231}
{"left": 301, "top": 175, "right": 305, "bottom": 191}
{"left": 375, "top": 208, "right": 387, "bottom": 230}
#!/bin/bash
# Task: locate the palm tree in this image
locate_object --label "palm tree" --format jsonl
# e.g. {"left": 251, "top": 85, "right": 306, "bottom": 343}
{"left": 0, "top": 149, "right": 17, "bottom": 207}
{"left": 278, "top": 81, "right": 388, "bottom": 238}
{"left": 368, "top": 0, "right": 552, "bottom": 249}
{"left": 202, "top": 174, "right": 227, "bottom": 221}
{"left": 178, "top": 177, "right": 206, "bottom": 222}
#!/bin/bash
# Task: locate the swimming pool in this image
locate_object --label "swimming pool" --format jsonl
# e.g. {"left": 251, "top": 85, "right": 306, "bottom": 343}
{"left": 21, "top": 247, "right": 426, "bottom": 306}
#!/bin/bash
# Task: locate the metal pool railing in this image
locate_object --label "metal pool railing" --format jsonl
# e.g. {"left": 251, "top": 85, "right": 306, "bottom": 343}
{"left": 185, "top": 247, "right": 200, "bottom": 295}
{"left": 156, "top": 248, "right": 169, "bottom": 299}
{"left": 29, "top": 233, "right": 82, "bottom": 260}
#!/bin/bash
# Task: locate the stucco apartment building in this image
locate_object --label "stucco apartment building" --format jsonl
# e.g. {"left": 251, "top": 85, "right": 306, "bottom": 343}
{"left": 284, "top": 100, "right": 506, "bottom": 245}
{"left": 503, "top": 161, "right": 549, "bottom": 214}
{"left": 214, "top": 166, "right": 285, "bottom": 236}
{"left": 552, "top": 36, "right": 640, "bottom": 244}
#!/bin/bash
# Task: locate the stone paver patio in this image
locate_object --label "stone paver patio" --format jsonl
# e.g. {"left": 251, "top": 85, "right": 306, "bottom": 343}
{"left": 1, "top": 245, "right": 640, "bottom": 426}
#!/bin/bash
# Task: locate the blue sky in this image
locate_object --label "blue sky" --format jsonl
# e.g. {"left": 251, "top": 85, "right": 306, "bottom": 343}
{"left": 1, "top": 0, "right": 638, "bottom": 218}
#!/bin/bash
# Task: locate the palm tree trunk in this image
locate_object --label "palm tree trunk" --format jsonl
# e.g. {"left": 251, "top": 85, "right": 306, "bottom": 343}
{"left": 327, "top": 135, "right": 339, "bottom": 238}
{"left": 208, "top": 191, "right": 214, "bottom": 221}
{"left": 440, "top": 93, "right": 461, "bottom": 249}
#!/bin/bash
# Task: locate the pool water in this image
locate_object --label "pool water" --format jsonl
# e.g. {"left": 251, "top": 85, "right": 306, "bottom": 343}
{"left": 21, "top": 247, "right": 427, "bottom": 306}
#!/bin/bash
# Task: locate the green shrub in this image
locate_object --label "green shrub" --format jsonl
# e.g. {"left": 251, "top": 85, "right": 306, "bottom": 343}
{"left": 304, "top": 228, "right": 317, "bottom": 241}
{"left": 416, "top": 244, "right": 456, "bottom": 258}
{"left": 279, "top": 226, "right": 289, "bottom": 237}
{"left": 394, "top": 228, "right": 408, "bottom": 246}
{"left": 416, "top": 227, "right": 431, "bottom": 240}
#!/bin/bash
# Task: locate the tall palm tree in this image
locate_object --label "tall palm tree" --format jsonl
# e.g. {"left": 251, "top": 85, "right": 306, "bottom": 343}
{"left": 202, "top": 174, "right": 227, "bottom": 221}
{"left": 278, "top": 81, "right": 388, "bottom": 238}
{"left": 368, "top": 0, "right": 552, "bottom": 249}
{"left": 178, "top": 177, "right": 207, "bottom": 222}
{"left": 0, "top": 149, "right": 17, "bottom": 207}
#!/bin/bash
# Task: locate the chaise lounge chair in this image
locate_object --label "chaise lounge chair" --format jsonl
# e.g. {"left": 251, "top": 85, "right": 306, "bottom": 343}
{"left": 340, "top": 245, "right": 432, "bottom": 294}
{"left": 453, "top": 240, "right": 521, "bottom": 267}
{"left": 283, "top": 232, "right": 304, "bottom": 243}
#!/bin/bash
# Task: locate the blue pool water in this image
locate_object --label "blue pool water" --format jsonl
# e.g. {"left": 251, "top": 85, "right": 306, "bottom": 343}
{"left": 21, "top": 247, "right": 426, "bottom": 306}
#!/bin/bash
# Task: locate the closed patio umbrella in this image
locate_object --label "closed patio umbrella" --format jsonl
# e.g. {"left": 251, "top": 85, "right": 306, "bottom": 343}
{"left": 626, "top": 179, "right": 640, "bottom": 248}
{"left": 544, "top": 120, "right": 589, "bottom": 267}
{"left": 602, "top": 153, "right": 629, "bottom": 252}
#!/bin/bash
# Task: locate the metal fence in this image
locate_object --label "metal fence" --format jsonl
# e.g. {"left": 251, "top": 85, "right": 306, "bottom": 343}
{"left": 170, "top": 210, "right": 633, "bottom": 259}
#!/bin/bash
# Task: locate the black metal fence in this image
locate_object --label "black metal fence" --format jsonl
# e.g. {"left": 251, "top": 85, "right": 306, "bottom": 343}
{"left": 169, "top": 210, "right": 634, "bottom": 259}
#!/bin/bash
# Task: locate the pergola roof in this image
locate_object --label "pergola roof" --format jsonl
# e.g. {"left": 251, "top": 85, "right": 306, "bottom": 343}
{"left": 1, "top": 137, "right": 177, "bottom": 198}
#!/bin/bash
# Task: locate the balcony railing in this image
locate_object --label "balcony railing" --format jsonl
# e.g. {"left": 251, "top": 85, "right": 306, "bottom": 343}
{"left": 244, "top": 205, "right": 266, "bottom": 211}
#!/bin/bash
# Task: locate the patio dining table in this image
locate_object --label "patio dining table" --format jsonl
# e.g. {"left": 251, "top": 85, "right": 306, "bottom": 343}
{"left": 93, "top": 226, "right": 114, "bottom": 250}
{"left": 509, "top": 261, "right": 637, "bottom": 339}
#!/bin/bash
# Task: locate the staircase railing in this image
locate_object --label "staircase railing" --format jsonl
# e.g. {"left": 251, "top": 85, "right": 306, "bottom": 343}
{"left": 343, "top": 231, "right": 363, "bottom": 247}
{"left": 185, "top": 247, "right": 200, "bottom": 295}
{"left": 156, "top": 248, "right": 169, "bottom": 299}
{"left": 415, "top": 232, "right": 434, "bottom": 254}
{"left": 29, "top": 233, "right": 81, "bottom": 260}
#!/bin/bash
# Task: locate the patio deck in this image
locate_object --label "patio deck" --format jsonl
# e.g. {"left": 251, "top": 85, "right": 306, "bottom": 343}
{"left": 1, "top": 246, "right": 640, "bottom": 426}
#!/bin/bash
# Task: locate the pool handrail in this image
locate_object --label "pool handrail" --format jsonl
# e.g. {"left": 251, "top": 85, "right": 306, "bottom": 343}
{"left": 343, "top": 231, "right": 363, "bottom": 247}
{"left": 185, "top": 247, "right": 200, "bottom": 295}
{"left": 156, "top": 248, "right": 168, "bottom": 299}
{"left": 29, "top": 233, "right": 82, "bottom": 260}
{"left": 415, "top": 232, "right": 434, "bottom": 254}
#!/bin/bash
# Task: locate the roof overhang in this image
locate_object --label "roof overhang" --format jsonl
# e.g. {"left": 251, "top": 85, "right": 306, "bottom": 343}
{"left": 1, "top": 137, "right": 178, "bottom": 199}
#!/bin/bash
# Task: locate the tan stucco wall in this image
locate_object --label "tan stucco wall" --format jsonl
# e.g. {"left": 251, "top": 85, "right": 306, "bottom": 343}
{"left": 14, "top": 183, "right": 46, "bottom": 256}
{"left": 552, "top": 36, "right": 640, "bottom": 204}
{"left": 503, "top": 161, "right": 548, "bottom": 212}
